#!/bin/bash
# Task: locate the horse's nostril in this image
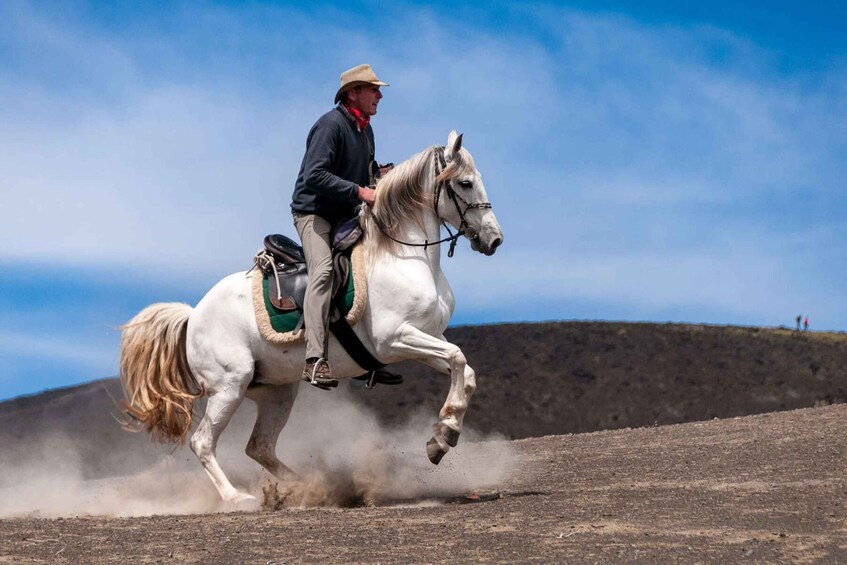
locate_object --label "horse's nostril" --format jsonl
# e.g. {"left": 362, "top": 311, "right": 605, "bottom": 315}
{"left": 491, "top": 237, "right": 502, "bottom": 250}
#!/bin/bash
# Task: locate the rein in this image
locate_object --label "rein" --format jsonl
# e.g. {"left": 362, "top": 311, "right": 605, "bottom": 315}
{"left": 371, "top": 146, "right": 491, "bottom": 258}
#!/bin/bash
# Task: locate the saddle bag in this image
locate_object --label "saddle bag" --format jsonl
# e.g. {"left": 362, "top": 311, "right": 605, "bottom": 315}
{"left": 331, "top": 216, "right": 363, "bottom": 253}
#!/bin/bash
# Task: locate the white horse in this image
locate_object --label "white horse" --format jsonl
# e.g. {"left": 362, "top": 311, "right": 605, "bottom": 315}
{"left": 120, "top": 131, "right": 503, "bottom": 503}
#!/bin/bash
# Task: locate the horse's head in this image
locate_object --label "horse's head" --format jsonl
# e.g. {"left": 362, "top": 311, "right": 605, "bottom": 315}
{"left": 437, "top": 131, "right": 503, "bottom": 256}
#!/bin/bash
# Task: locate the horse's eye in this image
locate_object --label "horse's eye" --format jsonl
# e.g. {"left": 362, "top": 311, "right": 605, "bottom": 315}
{"left": 459, "top": 180, "right": 473, "bottom": 189}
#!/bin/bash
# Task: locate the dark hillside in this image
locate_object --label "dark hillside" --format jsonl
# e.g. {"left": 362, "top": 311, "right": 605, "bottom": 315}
{"left": 361, "top": 322, "right": 847, "bottom": 437}
{"left": 1, "top": 321, "right": 845, "bottom": 481}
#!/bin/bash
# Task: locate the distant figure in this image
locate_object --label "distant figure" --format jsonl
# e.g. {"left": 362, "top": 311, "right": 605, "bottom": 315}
{"left": 804, "top": 316, "right": 810, "bottom": 331}
{"left": 796, "top": 314, "right": 802, "bottom": 331}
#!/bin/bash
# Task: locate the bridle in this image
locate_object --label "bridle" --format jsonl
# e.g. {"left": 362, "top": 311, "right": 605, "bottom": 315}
{"left": 372, "top": 146, "right": 492, "bottom": 257}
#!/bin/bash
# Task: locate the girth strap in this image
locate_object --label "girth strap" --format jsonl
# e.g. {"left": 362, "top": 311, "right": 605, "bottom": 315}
{"left": 326, "top": 253, "right": 384, "bottom": 371}
{"left": 328, "top": 314, "right": 385, "bottom": 371}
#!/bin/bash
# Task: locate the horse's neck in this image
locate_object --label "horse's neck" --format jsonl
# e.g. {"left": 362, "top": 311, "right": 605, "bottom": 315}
{"left": 396, "top": 163, "right": 445, "bottom": 268}
{"left": 364, "top": 153, "right": 448, "bottom": 273}
{"left": 362, "top": 160, "right": 452, "bottom": 324}
{"left": 393, "top": 199, "right": 444, "bottom": 266}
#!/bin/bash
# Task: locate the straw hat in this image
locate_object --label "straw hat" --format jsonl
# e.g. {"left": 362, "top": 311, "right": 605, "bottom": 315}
{"left": 334, "top": 64, "right": 389, "bottom": 104}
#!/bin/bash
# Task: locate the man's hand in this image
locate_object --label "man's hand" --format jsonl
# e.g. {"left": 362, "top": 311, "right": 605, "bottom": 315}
{"left": 358, "top": 186, "right": 376, "bottom": 206}
{"left": 378, "top": 163, "right": 394, "bottom": 178}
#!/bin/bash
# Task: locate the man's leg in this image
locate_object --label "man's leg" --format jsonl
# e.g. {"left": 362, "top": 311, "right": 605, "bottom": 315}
{"left": 293, "top": 212, "right": 336, "bottom": 387}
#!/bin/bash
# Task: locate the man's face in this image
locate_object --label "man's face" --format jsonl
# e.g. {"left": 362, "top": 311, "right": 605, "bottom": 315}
{"left": 348, "top": 85, "right": 383, "bottom": 117}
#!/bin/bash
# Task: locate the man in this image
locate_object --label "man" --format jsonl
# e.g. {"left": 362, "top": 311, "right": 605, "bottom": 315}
{"left": 290, "top": 64, "right": 399, "bottom": 389}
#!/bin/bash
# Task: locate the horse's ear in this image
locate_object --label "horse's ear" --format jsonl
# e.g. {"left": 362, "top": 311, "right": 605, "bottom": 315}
{"left": 446, "top": 130, "right": 463, "bottom": 160}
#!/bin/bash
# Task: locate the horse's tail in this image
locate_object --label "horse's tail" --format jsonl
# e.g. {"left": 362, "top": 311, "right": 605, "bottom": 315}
{"left": 119, "top": 302, "right": 204, "bottom": 444}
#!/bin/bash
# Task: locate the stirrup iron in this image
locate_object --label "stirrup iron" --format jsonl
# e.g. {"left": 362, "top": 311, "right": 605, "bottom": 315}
{"left": 309, "top": 357, "right": 337, "bottom": 389}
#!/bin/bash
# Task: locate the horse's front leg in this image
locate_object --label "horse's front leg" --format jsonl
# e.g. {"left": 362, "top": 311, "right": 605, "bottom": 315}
{"left": 423, "top": 358, "right": 477, "bottom": 465}
{"left": 390, "top": 326, "right": 476, "bottom": 464}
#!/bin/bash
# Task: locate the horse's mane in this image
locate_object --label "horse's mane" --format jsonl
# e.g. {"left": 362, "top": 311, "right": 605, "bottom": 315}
{"left": 363, "top": 144, "right": 477, "bottom": 259}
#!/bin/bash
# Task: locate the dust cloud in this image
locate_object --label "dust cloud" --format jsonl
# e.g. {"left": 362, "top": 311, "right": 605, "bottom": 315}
{"left": 0, "top": 383, "right": 517, "bottom": 518}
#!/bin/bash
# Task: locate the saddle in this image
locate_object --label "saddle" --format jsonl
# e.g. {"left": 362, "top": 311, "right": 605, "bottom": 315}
{"left": 254, "top": 217, "right": 362, "bottom": 313}
{"left": 258, "top": 234, "right": 308, "bottom": 312}
{"left": 251, "top": 219, "right": 387, "bottom": 374}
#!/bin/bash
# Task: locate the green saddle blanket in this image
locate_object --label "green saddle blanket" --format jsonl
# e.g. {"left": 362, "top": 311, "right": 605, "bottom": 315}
{"left": 261, "top": 269, "right": 356, "bottom": 333}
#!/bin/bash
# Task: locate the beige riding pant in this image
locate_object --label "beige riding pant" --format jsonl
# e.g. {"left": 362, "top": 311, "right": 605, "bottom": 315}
{"left": 292, "top": 212, "right": 333, "bottom": 360}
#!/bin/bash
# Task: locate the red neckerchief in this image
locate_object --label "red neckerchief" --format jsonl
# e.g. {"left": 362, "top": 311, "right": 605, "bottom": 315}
{"left": 344, "top": 104, "right": 370, "bottom": 131}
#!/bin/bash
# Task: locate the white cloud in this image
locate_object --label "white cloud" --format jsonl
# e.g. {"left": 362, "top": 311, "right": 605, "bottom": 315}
{"left": 446, "top": 237, "right": 845, "bottom": 327}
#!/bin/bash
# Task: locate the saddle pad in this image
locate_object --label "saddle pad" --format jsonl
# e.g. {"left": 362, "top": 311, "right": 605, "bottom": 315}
{"left": 251, "top": 243, "right": 368, "bottom": 345}
{"left": 261, "top": 267, "right": 355, "bottom": 333}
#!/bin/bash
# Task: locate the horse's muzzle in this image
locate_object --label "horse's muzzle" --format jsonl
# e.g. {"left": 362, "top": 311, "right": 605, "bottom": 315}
{"left": 469, "top": 214, "right": 503, "bottom": 256}
{"left": 472, "top": 233, "right": 502, "bottom": 256}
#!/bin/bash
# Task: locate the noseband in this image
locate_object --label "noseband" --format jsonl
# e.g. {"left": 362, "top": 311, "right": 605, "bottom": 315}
{"left": 373, "top": 146, "right": 491, "bottom": 257}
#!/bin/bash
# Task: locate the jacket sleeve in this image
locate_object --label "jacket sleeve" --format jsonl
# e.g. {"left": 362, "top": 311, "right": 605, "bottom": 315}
{"left": 301, "top": 120, "right": 360, "bottom": 202}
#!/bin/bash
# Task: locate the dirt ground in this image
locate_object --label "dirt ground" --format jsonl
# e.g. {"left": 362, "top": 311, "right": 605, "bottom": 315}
{"left": 2, "top": 404, "right": 846, "bottom": 564}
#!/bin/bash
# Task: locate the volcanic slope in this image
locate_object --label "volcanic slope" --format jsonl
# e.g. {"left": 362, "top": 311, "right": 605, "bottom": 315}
{"left": 361, "top": 321, "right": 847, "bottom": 436}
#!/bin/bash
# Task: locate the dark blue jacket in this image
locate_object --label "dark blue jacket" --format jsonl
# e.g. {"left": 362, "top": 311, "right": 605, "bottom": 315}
{"left": 290, "top": 105, "right": 377, "bottom": 223}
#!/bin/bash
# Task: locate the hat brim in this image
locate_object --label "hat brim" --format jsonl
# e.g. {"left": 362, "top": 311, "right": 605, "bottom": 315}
{"left": 334, "top": 80, "right": 389, "bottom": 104}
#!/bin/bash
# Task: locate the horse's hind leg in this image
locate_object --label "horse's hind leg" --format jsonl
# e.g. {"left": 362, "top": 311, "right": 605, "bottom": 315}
{"left": 190, "top": 386, "right": 253, "bottom": 503}
{"left": 391, "top": 326, "right": 476, "bottom": 465}
{"left": 245, "top": 383, "right": 299, "bottom": 481}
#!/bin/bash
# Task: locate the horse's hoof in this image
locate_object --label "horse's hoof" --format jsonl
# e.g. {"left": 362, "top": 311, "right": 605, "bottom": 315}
{"left": 426, "top": 437, "right": 447, "bottom": 465}
{"left": 439, "top": 424, "right": 460, "bottom": 447}
{"left": 228, "top": 492, "right": 258, "bottom": 505}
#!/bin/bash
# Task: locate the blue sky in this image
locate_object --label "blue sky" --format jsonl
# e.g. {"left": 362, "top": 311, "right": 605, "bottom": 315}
{"left": 2, "top": 1, "right": 846, "bottom": 400}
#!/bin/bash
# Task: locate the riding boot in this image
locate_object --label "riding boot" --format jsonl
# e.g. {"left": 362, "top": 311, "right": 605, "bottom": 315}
{"left": 303, "top": 358, "right": 338, "bottom": 389}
